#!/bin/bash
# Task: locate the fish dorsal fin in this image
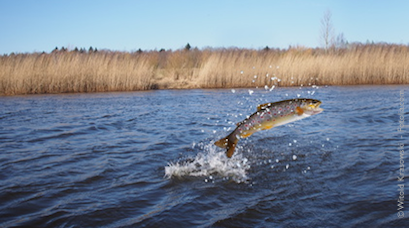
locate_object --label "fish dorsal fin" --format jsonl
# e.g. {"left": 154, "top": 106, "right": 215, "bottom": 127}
{"left": 257, "top": 102, "right": 272, "bottom": 111}
{"left": 236, "top": 120, "right": 244, "bottom": 126}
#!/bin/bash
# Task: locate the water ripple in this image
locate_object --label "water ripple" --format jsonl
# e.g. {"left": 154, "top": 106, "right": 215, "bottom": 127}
{"left": 0, "top": 86, "right": 407, "bottom": 227}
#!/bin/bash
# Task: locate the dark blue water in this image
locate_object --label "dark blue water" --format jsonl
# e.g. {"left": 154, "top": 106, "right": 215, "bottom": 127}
{"left": 0, "top": 86, "right": 407, "bottom": 227}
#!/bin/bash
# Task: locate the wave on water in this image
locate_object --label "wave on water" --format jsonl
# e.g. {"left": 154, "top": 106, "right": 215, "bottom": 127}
{"left": 164, "top": 143, "right": 250, "bottom": 183}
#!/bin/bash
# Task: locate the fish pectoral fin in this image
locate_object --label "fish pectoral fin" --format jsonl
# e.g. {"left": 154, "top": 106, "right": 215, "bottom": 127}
{"left": 296, "top": 106, "right": 304, "bottom": 116}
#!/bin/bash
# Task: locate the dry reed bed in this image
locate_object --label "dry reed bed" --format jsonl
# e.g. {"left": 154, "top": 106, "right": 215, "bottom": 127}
{"left": 1, "top": 44, "right": 408, "bottom": 95}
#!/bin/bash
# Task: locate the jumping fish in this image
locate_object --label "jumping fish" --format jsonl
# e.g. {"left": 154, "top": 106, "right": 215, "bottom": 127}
{"left": 214, "top": 98, "right": 323, "bottom": 158}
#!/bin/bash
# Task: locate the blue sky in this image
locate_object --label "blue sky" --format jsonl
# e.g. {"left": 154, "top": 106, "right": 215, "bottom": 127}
{"left": 1, "top": 0, "right": 408, "bottom": 54}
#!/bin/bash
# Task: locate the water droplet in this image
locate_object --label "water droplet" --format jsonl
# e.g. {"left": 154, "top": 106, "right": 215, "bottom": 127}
{"left": 293, "top": 155, "right": 297, "bottom": 160}
{"left": 240, "top": 70, "right": 244, "bottom": 74}
{"left": 248, "top": 90, "right": 254, "bottom": 95}
{"left": 326, "top": 138, "right": 330, "bottom": 141}
{"left": 297, "top": 94, "right": 301, "bottom": 97}
{"left": 289, "top": 143, "right": 292, "bottom": 146}
{"left": 254, "top": 75, "right": 258, "bottom": 79}
{"left": 277, "top": 79, "right": 281, "bottom": 82}
{"left": 293, "top": 140, "right": 297, "bottom": 143}
{"left": 276, "top": 159, "right": 279, "bottom": 163}
{"left": 264, "top": 85, "right": 269, "bottom": 90}
{"left": 231, "top": 89, "right": 236, "bottom": 93}
{"left": 286, "top": 164, "right": 289, "bottom": 169}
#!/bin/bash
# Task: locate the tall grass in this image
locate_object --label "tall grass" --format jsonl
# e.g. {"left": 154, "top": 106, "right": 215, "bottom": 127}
{"left": 1, "top": 44, "right": 408, "bottom": 95}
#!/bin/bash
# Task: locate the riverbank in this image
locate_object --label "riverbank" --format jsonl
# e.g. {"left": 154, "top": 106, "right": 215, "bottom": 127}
{"left": 1, "top": 44, "right": 408, "bottom": 95}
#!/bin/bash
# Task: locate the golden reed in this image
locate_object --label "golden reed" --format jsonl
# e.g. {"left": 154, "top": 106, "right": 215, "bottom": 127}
{"left": 1, "top": 44, "right": 408, "bottom": 95}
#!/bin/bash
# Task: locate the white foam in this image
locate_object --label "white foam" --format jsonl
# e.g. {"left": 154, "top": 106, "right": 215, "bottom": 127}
{"left": 164, "top": 143, "right": 250, "bottom": 183}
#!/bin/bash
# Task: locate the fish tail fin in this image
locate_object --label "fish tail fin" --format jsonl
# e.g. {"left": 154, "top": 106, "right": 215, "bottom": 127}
{"left": 214, "top": 137, "right": 229, "bottom": 149}
{"left": 225, "top": 140, "right": 237, "bottom": 158}
{"left": 214, "top": 135, "right": 239, "bottom": 158}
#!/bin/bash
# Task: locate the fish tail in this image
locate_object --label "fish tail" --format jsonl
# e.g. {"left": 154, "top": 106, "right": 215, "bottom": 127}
{"left": 214, "top": 134, "right": 239, "bottom": 158}
{"left": 225, "top": 140, "right": 237, "bottom": 158}
{"left": 214, "top": 136, "right": 228, "bottom": 148}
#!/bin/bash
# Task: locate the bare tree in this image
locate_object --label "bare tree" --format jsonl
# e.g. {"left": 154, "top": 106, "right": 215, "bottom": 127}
{"left": 320, "top": 9, "right": 335, "bottom": 51}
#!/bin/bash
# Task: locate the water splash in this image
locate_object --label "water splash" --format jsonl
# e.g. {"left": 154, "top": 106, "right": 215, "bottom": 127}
{"left": 164, "top": 143, "right": 250, "bottom": 183}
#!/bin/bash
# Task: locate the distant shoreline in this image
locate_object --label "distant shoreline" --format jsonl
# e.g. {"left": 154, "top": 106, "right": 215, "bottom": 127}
{"left": 2, "top": 84, "right": 408, "bottom": 98}
{"left": 1, "top": 44, "right": 408, "bottom": 96}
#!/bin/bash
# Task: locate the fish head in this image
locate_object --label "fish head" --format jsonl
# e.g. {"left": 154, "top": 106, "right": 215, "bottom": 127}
{"left": 300, "top": 99, "right": 324, "bottom": 116}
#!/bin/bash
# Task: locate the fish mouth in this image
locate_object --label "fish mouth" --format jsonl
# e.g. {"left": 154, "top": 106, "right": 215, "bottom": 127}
{"left": 315, "top": 102, "right": 324, "bottom": 114}
{"left": 303, "top": 107, "right": 323, "bottom": 115}
{"left": 312, "top": 107, "right": 324, "bottom": 115}
{"left": 304, "top": 102, "right": 324, "bottom": 115}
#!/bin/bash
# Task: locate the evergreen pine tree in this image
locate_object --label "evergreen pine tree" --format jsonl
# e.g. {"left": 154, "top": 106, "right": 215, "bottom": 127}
{"left": 185, "top": 43, "right": 191, "bottom": 51}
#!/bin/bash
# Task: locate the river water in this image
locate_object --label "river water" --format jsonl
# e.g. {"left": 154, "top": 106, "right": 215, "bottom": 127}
{"left": 0, "top": 85, "right": 407, "bottom": 227}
